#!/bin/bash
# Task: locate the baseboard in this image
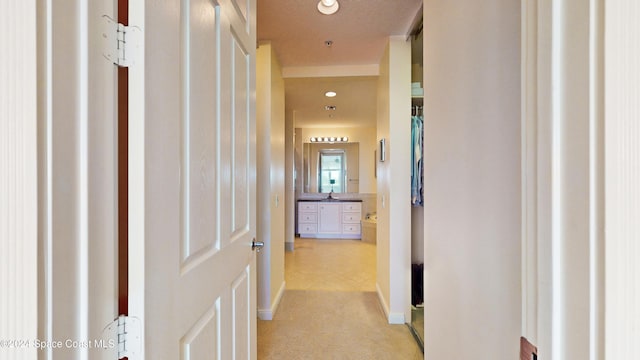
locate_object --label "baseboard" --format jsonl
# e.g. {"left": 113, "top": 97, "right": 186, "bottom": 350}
{"left": 376, "top": 283, "right": 391, "bottom": 320}
{"left": 375, "top": 283, "right": 406, "bottom": 325}
{"left": 388, "top": 312, "right": 405, "bottom": 325}
{"left": 272, "top": 280, "right": 286, "bottom": 316}
{"left": 285, "top": 242, "right": 294, "bottom": 252}
{"left": 257, "top": 281, "right": 286, "bottom": 321}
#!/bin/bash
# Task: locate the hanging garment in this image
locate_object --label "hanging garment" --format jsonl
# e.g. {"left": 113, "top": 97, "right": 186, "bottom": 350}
{"left": 411, "top": 113, "right": 424, "bottom": 206}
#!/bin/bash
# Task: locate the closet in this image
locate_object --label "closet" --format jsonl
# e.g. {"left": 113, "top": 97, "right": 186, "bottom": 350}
{"left": 409, "top": 19, "right": 425, "bottom": 350}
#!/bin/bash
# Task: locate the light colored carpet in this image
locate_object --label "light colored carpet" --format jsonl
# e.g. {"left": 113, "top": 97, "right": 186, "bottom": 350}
{"left": 258, "top": 290, "right": 422, "bottom": 359}
{"left": 284, "top": 239, "right": 377, "bottom": 292}
{"left": 258, "top": 238, "right": 422, "bottom": 359}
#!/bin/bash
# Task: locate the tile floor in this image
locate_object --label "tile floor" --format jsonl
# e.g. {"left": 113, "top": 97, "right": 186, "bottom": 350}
{"left": 285, "top": 239, "right": 377, "bottom": 292}
{"left": 258, "top": 238, "right": 423, "bottom": 360}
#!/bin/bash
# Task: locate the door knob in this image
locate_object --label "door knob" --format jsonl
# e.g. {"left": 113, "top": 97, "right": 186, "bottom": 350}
{"left": 252, "top": 239, "right": 264, "bottom": 252}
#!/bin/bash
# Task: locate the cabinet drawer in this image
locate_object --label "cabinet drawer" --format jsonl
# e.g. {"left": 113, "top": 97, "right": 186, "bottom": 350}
{"left": 298, "top": 202, "right": 318, "bottom": 212}
{"left": 342, "top": 202, "right": 361, "bottom": 212}
{"left": 342, "top": 213, "right": 360, "bottom": 223}
{"left": 342, "top": 223, "right": 361, "bottom": 234}
{"left": 299, "top": 224, "right": 318, "bottom": 234}
{"left": 298, "top": 213, "right": 317, "bottom": 224}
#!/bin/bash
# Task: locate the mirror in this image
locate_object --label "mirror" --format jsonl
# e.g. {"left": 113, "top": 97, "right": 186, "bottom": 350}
{"left": 303, "top": 142, "right": 359, "bottom": 193}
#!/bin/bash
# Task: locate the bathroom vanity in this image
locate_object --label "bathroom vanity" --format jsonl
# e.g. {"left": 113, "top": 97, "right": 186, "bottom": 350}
{"left": 297, "top": 199, "right": 362, "bottom": 239}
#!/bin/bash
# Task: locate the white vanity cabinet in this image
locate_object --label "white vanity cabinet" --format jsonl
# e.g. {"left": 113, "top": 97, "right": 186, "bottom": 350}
{"left": 298, "top": 200, "right": 362, "bottom": 239}
{"left": 318, "top": 203, "right": 341, "bottom": 234}
{"left": 298, "top": 202, "right": 318, "bottom": 235}
{"left": 341, "top": 203, "right": 361, "bottom": 235}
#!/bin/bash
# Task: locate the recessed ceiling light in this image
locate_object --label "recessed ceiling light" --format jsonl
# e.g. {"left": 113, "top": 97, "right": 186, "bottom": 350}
{"left": 325, "top": 91, "right": 337, "bottom": 97}
{"left": 317, "top": 0, "right": 339, "bottom": 15}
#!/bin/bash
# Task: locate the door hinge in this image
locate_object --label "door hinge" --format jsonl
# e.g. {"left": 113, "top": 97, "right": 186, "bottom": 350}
{"left": 102, "top": 315, "right": 141, "bottom": 359}
{"left": 101, "top": 15, "right": 141, "bottom": 67}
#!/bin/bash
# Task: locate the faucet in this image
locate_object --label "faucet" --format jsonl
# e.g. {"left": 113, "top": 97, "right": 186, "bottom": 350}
{"left": 328, "top": 190, "right": 334, "bottom": 199}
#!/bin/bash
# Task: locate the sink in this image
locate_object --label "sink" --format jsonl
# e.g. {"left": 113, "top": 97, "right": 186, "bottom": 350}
{"left": 297, "top": 198, "right": 362, "bottom": 203}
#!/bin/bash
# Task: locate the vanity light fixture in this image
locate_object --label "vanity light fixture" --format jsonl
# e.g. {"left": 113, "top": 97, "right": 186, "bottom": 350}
{"left": 317, "top": 0, "right": 339, "bottom": 15}
{"left": 325, "top": 91, "right": 337, "bottom": 97}
{"left": 309, "top": 136, "right": 348, "bottom": 143}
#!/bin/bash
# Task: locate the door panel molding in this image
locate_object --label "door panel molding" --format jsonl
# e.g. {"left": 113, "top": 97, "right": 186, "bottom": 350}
{"left": 180, "top": 299, "right": 220, "bottom": 359}
{"left": 179, "top": 0, "right": 222, "bottom": 273}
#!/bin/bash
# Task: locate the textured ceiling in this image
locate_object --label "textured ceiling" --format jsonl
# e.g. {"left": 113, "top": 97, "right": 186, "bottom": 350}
{"left": 257, "top": 0, "right": 422, "bottom": 128}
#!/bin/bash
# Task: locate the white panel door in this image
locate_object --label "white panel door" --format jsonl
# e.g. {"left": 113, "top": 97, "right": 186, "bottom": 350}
{"left": 128, "top": 0, "right": 257, "bottom": 358}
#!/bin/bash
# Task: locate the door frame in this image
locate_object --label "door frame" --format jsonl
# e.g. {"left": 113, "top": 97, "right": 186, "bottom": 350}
{"left": 520, "top": 0, "right": 605, "bottom": 357}
{"left": 34, "top": 0, "right": 119, "bottom": 358}
{"left": 1, "top": 1, "right": 38, "bottom": 355}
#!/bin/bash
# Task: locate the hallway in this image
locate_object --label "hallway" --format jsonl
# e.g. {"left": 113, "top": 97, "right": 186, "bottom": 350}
{"left": 257, "top": 239, "right": 422, "bottom": 359}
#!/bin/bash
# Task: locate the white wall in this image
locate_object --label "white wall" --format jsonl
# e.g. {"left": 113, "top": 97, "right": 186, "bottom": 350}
{"left": 284, "top": 104, "right": 296, "bottom": 251}
{"left": 377, "top": 37, "right": 412, "bottom": 324}
{"left": 293, "top": 126, "right": 304, "bottom": 237}
{"left": 256, "top": 43, "right": 286, "bottom": 320}
{"left": 423, "top": 1, "right": 521, "bottom": 359}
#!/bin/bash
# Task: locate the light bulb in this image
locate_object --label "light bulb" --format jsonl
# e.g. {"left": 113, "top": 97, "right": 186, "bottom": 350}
{"left": 317, "top": 0, "right": 339, "bottom": 15}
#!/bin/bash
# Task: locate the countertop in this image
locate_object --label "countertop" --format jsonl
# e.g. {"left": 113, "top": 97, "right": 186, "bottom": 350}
{"left": 297, "top": 198, "right": 363, "bottom": 203}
